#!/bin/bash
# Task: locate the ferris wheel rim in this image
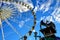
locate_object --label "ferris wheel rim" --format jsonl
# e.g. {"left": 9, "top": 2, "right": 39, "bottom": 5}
{"left": 0, "top": 0, "right": 36, "bottom": 40}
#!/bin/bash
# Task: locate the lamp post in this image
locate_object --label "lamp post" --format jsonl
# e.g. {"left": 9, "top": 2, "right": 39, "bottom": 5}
{"left": 34, "top": 32, "right": 41, "bottom": 40}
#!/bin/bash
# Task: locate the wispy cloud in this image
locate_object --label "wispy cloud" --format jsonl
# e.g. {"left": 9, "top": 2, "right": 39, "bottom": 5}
{"left": 41, "top": 0, "right": 51, "bottom": 13}
{"left": 33, "top": 6, "right": 39, "bottom": 13}
{"left": 33, "top": 0, "right": 52, "bottom": 13}
{"left": 19, "top": 18, "right": 31, "bottom": 28}
{"left": 19, "top": 21, "right": 25, "bottom": 28}
{"left": 45, "top": 16, "right": 54, "bottom": 22}
{"left": 51, "top": 7, "right": 60, "bottom": 23}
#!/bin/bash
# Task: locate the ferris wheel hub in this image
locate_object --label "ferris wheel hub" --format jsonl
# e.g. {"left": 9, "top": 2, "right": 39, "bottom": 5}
{"left": 0, "top": 7, "right": 12, "bottom": 20}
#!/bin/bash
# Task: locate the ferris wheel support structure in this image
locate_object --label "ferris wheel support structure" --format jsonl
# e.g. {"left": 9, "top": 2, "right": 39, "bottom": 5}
{"left": 0, "top": 0, "right": 36, "bottom": 40}
{"left": 0, "top": 18, "right": 5, "bottom": 40}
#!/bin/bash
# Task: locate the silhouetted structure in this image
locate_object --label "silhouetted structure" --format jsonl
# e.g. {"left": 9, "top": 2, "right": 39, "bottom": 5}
{"left": 34, "top": 32, "right": 41, "bottom": 40}
{"left": 40, "top": 20, "right": 56, "bottom": 40}
{"left": 23, "top": 36, "right": 27, "bottom": 40}
{"left": 34, "top": 32, "right": 37, "bottom": 40}
{"left": 19, "top": 20, "right": 60, "bottom": 40}
{"left": 29, "top": 31, "right": 32, "bottom": 36}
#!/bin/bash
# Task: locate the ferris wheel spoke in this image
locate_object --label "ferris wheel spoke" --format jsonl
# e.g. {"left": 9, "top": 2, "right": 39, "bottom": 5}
{"left": 4, "top": 19, "right": 22, "bottom": 37}
{"left": 8, "top": 17, "right": 20, "bottom": 24}
{"left": 0, "top": 18, "right": 5, "bottom": 40}
{"left": 0, "top": 24, "right": 5, "bottom": 40}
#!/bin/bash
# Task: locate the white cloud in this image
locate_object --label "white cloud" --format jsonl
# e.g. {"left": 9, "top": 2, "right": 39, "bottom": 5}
{"left": 46, "top": 16, "right": 54, "bottom": 22}
{"left": 51, "top": 7, "right": 60, "bottom": 23}
{"left": 19, "top": 21, "right": 25, "bottom": 28}
{"left": 40, "top": 16, "right": 54, "bottom": 23}
{"left": 19, "top": 18, "right": 31, "bottom": 28}
{"left": 25, "top": 18, "right": 30, "bottom": 22}
{"left": 33, "top": 0, "right": 52, "bottom": 13}
{"left": 33, "top": 6, "right": 39, "bottom": 13}
{"left": 51, "top": 8, "right": 58, "bottom": 16}
{"left": 39, "top": 4, "right": 45, "bottom": 10}
{"left": 42, "top": 0, "right": 51, "bottom": 13}
{"left": 20, "top": 0, "right": 27, "bottom": 2}
{"left": 40, "top": 16, "right": 45, "bottom": 20}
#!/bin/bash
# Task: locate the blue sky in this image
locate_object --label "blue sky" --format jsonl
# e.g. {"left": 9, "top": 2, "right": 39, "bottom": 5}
{"left": 0, "top": 0, "right": 60, "bottom": 40}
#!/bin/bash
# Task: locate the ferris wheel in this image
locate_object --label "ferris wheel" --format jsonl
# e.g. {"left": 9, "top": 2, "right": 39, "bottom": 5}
{"left": 0, "top": 0, "right": 36, "bottom": 40}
